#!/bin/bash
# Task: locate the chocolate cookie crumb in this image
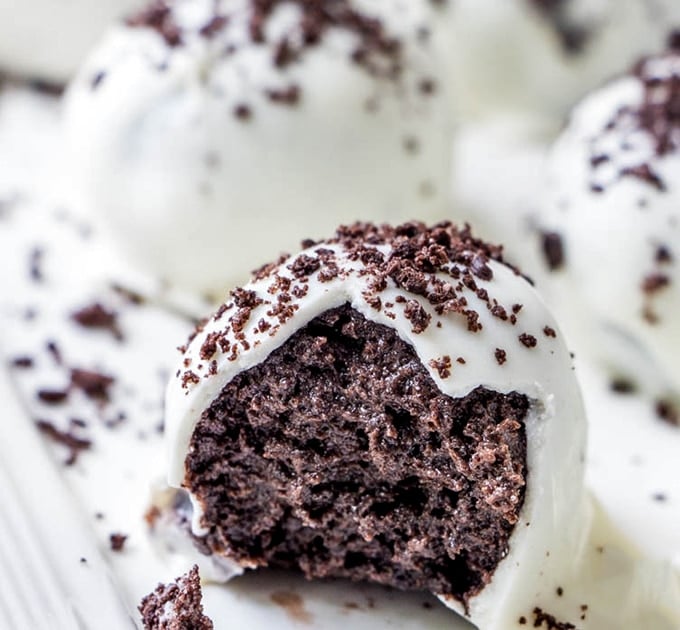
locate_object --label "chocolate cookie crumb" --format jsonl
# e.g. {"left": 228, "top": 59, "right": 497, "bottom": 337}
{"left": 37, "top": 388, "right": 69, "bottom": 404}
{"left": 46, "top": 340, "right": 63, "bottom": 365}
{"left": 518, "top": 333, "right": 537, "bottom": 348}
{"left": 72, "top": 303, "right": 122, "bottom": 340}
{"left": 71, "top": 368, "right": 115, "bottom": 402}
{"left": 610, "top": 378, "right": 636, "bottom": 394}
{"left": 11, "top": 356, "right": 34, "bottom": 369}
{"left": 110, "top": 533, "right": 128, "bottom": 552}
{"left": 641, "top": 273, "right": 670, "bottom": 295}
{"left": 111, "top": 282, "right": 146, "bottom": 305}
{"left": 29, "top": 246, "right": 45, "bottom": 282}
{"left": 541, "top": 232, "right": 565, "bottom": 271}
{"left": 429, "top": 355, "right": 452, "bottom": 379}
{"left": 234, "top": 103, "right": 252, "bottom": 120}
{"left": 532, "top": 607, "right": 576, "bottom": 630}
{"left": 36, "top": 419, "right": 92, "bottom": 465}
{"left": 655, "top": 399, "right": 679, "bottom": 426}
{"left": 139, "top": 565, "right": 213, "bottom": 630}
{"left": 127, "top": 1, "right": 183, "bottom": 47}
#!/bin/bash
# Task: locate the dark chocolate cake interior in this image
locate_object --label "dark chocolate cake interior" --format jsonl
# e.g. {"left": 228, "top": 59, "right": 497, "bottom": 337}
{"left": 185, "top": 304, "right": 528, "bottom": 605}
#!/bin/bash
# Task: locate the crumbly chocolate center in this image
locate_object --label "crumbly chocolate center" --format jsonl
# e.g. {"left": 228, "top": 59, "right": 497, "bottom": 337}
{"left": 185, "top": 304, "right": 528, "bottom": 605}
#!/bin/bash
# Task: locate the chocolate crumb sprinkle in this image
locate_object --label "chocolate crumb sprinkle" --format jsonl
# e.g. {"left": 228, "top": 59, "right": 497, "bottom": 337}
{"left": 532, "top": 607, "right": 576, "bottom": 630}
{"left": 126, "top": 1, "right": 183, "bottom": 47}
{"left": 109, "top": 533, "right": 128, "bottom": 552}
{"left": 429, "top": 355, "right": 452, "bottom": 379}
{"left": 655, "top": 399, "right": 679, "bottom": 426}
{"left": 642, "top": 272, "right": 670, "bottom": 295}
{"left": 71, "top": 369, "right": 115, "bottom": 402}
{"left": 234, "top": 103, "right": 252, "bottom": 121}
{"left": 11, "top": 356, "right": 34, "bottom": 369}
{"left": 518, "top": 333, "right": 537, "bottom": 348}
{"left": 46, "top": 340, "right": 62, "bottom": 365}
{"left": 541, "top": 232, "right": 565, "bottom": 271}
{"left": 72, "top": 303, "right": 122, "bottom": 340}
{"left": 37, "top": 389, "right": 69, "bottom": 405}
{"left": 29, "top": 246, "right": 45, "bottom": 282}
{"left": 610, "top": 378, "right": 636, "bottom": 394}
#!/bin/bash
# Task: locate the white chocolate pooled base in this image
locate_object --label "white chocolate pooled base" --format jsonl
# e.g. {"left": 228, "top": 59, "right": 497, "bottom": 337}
{"left": 64, "top": 0, "right": 452, "bottom": 295}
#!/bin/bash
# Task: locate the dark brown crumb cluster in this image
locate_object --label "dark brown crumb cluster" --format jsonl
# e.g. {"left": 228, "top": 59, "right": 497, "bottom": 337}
{"left": 139, "top": 565, "right": 214, "bottom": 630}
{"left": 30, "top": 362, "right": 114, "bottom": 466}
{"left": 124, "top": 0, "right": 433, "bottom": 119}
{"left": 185, "top": 304, "right": 529, "bottom": 607}
{"left": 579, "top": 44, "right": 679, "bottom": 315}
{"left": 540, "top": 231, "right": 565, "bottom": 271}
{"left": 589, "top": 42, "right": 680, "bottom": 194}
{"left": 109, "top": 532, "right": 128, "bottom": 552}
{"left": 632, "top": 39, "right": 680, "bottom": 161}
{"left": 655, "top": 399, "right": 679, "bottom": 426}
{"left": 179, "top": 221, "right": 552, "bottom": 391}
{"left": 531, "top": 607, "right": 577, "bottom": 629}
{"left": 29, "top": 246, "right": 44, "bottom": 282}
{"left": 641, "top": 243, "right": 674, "bottom": 324}
{"left": 72, "top": 302, "right": 123, "bottom": 341}
{"left": 126, "top": 1, "right": 182, "bottom": 47}
{"left": 248, "top": 0, "right": 405, "bottom": 80}
{"left": 8, "top": 277, "right": 154, "bottom": 464}
{"left": 518, "top": 607, "right": 579, "bottom": 628}
{"left": 36, "top": 419, "right": 92, "bottom": 466}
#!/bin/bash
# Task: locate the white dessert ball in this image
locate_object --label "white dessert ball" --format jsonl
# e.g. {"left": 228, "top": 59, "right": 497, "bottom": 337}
{"left": 541, "top": 37, "right": 680, "bottom": 395}
{"left": 166, "top": 220, "right": 592, "bottom": 629}
{"left": 64, "top": 0, "right": 452, "bottom": 295}
{"left": 432, "top": 0, "right": 677, "bottom": 119}
{"left": 0, "top": 0, "right": 142, "bottom": 83}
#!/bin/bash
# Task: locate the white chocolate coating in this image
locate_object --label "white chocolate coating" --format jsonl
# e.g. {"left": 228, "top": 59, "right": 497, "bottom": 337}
{"left": 165, "top": 223, "right": 597, "bottom": 628}
{"left": 542, "top": 49, "right": 680, "bottom": 395}
{"left": 433, "top": 0, "right": 676, "bottom": 118}
{"left": 64, "top": 0, "right": 452, "bottom": 295}
{"left": 0, "top": 0, "right": 142, "bottom": 83}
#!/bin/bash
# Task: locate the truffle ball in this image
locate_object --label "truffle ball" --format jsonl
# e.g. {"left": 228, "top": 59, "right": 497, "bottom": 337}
{"left": 64, "top": 0, "right": 452, "bottom": 294}
{"left": 541, "top": 39, "right": 680, "bottom": 394}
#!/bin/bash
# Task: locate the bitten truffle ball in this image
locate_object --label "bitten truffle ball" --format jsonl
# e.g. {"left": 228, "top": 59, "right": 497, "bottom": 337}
{"left": 165, "top": 221, "right": 590, "bottom": 629}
